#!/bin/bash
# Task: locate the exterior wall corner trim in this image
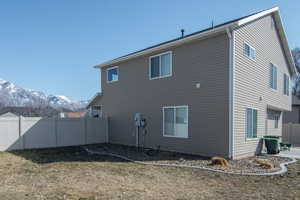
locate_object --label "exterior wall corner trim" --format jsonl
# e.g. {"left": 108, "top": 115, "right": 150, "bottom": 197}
{"left": 227, "top": 28, "right": 235, "bottom": 159}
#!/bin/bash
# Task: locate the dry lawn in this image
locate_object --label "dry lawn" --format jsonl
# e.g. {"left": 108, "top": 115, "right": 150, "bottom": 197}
{"left": 0, "top": 146, "right": 299, "bottom": 200}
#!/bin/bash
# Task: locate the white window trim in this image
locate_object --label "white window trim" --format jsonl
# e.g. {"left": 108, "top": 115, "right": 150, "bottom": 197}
{"left": 149, "top": 51, "right": 173, "bottom": 80}
{"left": 246, "top": 137, "right": 259, "bottom": 141}
{"left": 271, "top": 88, "right": 277, "bottom": 93}
{"left": 270, "top": 63, "right": 278, "bottom": 91}
{"left": 245, "top": 107, "right": 258, "bottom": 141}
{"left": 106, "top": 66, "right": 119, "bottom": 83}
{"left": 244, "top": 42, "right": 256, "bottom": 61}
{"left": 162, "top": 105, "right": 188, "bottom": 139}
{"left": 283, "top": 73, "right": 289, "bottom": 96}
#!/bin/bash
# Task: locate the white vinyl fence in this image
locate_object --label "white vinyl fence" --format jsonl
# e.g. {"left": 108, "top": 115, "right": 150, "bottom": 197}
{"left": 0, "top": 117, "right": 108, "bottom": 151}
{"left": 283, "top": 123, "right": 300, "bottom": 146}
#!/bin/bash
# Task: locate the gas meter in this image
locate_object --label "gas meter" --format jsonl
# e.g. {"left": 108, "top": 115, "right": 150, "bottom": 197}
{"left": 134, "top": 113, "right": 147, "bottom": 148}
{"left": 134, "top": 113, "right": 146, "bottom": 127}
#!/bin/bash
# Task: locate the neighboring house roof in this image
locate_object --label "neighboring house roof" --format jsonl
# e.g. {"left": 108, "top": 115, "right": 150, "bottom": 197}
{"left": 61, "top": 111, "right": 87, "bottom": 118}
{"left": 86, "top": 93, "right": 102, "bottom": 109}
{"left": 67, "top": 112, "right": 86, "bottom": 118}
{"left": 0, "top": 112, "right": 19, "bottom": 118}
{"left": 94, "top": 7, "right": 297, "bottom": 76}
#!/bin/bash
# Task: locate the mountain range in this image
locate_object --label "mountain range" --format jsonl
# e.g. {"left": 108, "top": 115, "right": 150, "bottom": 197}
{"left": 0, "top": 78, "right": 88, "bottom": 111}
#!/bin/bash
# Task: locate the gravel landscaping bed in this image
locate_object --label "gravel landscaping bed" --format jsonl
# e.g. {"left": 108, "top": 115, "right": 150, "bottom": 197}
{"left": 87, "top": 144, "right": 292, "bottom": 174}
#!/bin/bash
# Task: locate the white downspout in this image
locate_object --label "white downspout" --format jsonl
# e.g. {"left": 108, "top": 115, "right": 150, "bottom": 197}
{"left": 226, "top": 28, "right": 235, "bottom": 159}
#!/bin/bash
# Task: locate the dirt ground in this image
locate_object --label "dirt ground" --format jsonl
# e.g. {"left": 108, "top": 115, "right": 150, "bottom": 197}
{"left": 0, "top": 146, "right": 299, "bottom": 200}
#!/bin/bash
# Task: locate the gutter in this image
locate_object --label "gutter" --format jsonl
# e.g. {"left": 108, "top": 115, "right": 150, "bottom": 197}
{"left": 273, "top": 10, "right": 298, "bottom": 76}
{"left": 226, "top": 28, "right": 235, "bottom": 159}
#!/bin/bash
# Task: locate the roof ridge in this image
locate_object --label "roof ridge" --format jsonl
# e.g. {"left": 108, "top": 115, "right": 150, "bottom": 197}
{"left": 95, "top": 7, "right": 280, "bottom": 68}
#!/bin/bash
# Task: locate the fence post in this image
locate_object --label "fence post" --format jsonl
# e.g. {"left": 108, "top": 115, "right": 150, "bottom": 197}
{"left": 289, "top": 123, "right": 292, "bottom": 144}
{"left": 106, "top": 116, "right": 109, "bottom": 143}
{"left": 84, "top": 118, "right": 87, "bottom": 145}
{"left": 55, "top": 118, "right": 58, "bottom": 147}
{"left": 287, "top": 123, "right": 290, "bottom": 143}
{"left": 19, "top": 116, "right": 24, "bottom": 150}
{"left": 283, "top": 123, "right": 288, "bottom": 142}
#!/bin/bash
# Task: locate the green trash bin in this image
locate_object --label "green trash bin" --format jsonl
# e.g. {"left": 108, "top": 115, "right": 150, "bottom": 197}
{"left": 263, "top": 136, "right": 280, "bottom": 154}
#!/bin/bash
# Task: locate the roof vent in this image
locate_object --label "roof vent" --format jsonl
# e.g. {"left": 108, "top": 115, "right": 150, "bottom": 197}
{"left": 181, "top": 29, "right": 185, "bottom": 38}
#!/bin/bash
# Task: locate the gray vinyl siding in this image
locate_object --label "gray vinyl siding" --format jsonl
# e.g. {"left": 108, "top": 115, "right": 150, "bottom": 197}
{"left": 233, "top": 14, "right": 292, "bottom": 159}
{"left": 100, "top": 34, "right": 230, "bottom": 157}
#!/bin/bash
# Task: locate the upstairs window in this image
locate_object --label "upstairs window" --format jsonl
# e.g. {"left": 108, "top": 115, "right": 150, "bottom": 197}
{"left": 244, "top": 43, "right": 256, "bottom": 60}
{"left": 107, "top": 66, "right": 119, "bottom": 83}
{"left": 246, "top": 108, "right": 257, "bottom": 139}
{"left": 150, "top": 51, "right": 172, "bottom": 79}
{"left": 269, "top": 63, "right": 277, "bottom": 90}
{"left": 284, "top": 73, "right": 290, "bottom": 96}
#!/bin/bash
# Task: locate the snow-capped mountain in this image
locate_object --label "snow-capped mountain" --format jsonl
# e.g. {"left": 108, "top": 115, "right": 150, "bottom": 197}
{"left": 0, "top": 78, "right": 87, "bottom": 111}
{"left": 47, "top": 94, "right": 88, "bottom": 110}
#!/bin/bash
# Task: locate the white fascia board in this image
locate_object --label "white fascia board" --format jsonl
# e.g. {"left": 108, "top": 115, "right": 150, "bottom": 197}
{"left": 273, "top": 11, "right": 297, "bottom": 75}
{"left": 237, "top": 7, "right": 279, "bottom": 26}
{"left": 94, "top": 22, "right": 238, "bottom": 69}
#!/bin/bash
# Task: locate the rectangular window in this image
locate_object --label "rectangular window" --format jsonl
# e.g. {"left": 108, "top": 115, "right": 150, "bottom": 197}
{"left": 163, "top": 106, "right": 188, "bottom": 138}
{"left": 150, "top": 52, "right": 172, "bottom": 79}
{"left": 284, "top": 73, "right": 289, "bottom": 96}
{"left": 270, "top": 63, "right": 277, "bottom": 90}
{"left": 244, "top": 43, "right": 256, "bottom": 60}
{"left": 107, "top": 67, "right": 119, "bottom": 83}
{"left": 246, "top": 108, "right": 257, "bottom": 139}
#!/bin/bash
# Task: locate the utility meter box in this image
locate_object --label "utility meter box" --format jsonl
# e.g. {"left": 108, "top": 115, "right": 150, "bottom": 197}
{"left": 134, "top": 113, "right": 143, "bottom": 127}
{"left": 134, "top": 113, "right": 146, "bottom": 127}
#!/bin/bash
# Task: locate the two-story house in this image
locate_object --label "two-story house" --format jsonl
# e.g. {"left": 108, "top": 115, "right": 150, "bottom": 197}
{"left": 89, "top": 7, "right": 297, "bottom": 159}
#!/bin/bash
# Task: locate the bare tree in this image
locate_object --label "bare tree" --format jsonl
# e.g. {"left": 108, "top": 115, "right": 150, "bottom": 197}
{"left": 292, "top": 48, "right": 300, "bottom": 70}
{"left": 292, "top": 48, "right": 300, "bottom": 96}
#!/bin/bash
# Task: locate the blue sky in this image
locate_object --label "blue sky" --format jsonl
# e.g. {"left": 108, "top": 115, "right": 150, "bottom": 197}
{"left": 0, "top": 0, "right": 299, "bottom": 100}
